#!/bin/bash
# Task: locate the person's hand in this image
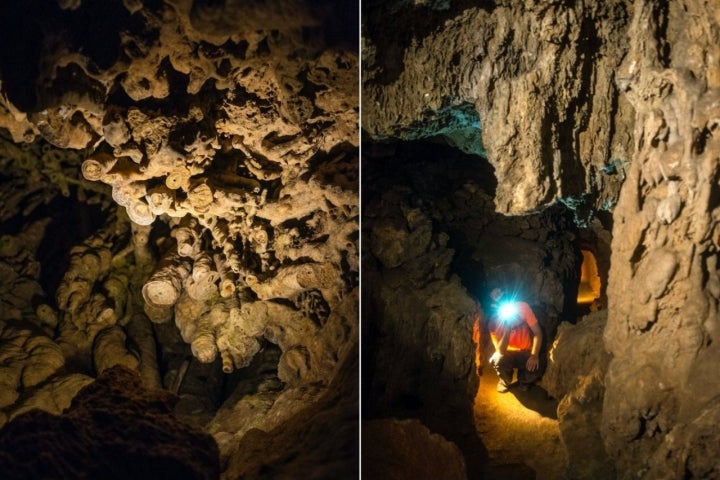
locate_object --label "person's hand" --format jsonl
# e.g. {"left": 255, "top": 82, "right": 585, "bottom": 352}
{"left": 526, "top": 354, "right": 539, "bottom": 372}
{"left": 489, "top": 351, "right": 503, "bottom": 365}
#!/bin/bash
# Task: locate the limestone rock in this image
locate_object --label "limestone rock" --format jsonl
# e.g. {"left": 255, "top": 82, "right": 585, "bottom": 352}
{"left": 542, "top": 312, "right": 613, "bottom": 480}
{"left": 362, "top": 418, "right": 467, "bottom": 480}
{"left": 363, "top": 1, "right": 634, "bottom": 216}
{"left": 0, "top": 365, "right": 220, "bottom": 480}
{"left": 7, "top": 373, "right": 93, "bottom": 424}
{"left": 0, "top": 0, "right": 359, "bottom": 394}
{"left": 219, "top": 345, "right": 359, "bottom": 479}
{"left": 0, "top": 321, "right": 65, "bottom": 409}
{"left": 92, "top": 325, "right": 140, "bottom": 375}
{"left": 602, "top": 1, "right": 720, "bottom": 477}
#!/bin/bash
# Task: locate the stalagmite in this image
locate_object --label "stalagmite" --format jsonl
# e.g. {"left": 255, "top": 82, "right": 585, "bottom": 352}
{"left": 125, "top": 314, "right": 162, "bottom": 389}
{"left": 93, "top": 326, "right": 140, "bottom": 375}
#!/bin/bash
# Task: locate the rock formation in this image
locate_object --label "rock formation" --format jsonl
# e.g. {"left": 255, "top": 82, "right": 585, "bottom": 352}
{"left": 362, "top": 418, "right": 467, "bottom": 480}
{"left": 602, "top": 2, "right": 720, "bottom": 479}
{"left": 0, "top": 365, "right": 220, "bottom": 480}
{"left": 0, "top": 0, "right": 358, "bottom": 477}
{"left": 363, "top": 0, "right": 634, "bottom": 218}
{"left": 542, "top": 311, "right": 613, "bottom": 480}
{"left": 362, "top": 141, "right": 584, "bottom": 477}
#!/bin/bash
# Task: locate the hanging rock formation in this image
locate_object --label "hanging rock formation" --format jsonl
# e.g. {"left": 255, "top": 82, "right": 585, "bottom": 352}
{"left": 363, "top": 0, "right": 634, "bottom": 219}
{"left": 0, "top": 0, "right": 358, "bottom": 477}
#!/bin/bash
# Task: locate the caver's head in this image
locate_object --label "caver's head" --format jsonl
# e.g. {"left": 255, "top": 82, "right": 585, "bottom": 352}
{"left": 490, "top": 287, "right": 503, "bottom": 303}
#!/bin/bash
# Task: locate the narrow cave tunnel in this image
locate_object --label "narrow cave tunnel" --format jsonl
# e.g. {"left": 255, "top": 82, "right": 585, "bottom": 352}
{"left": 361, "top": 1, "right": 720, "bottom": 479}
{"left": 577, "top": 249, "right": 601, "bottom": 307}
{"left": 361, "top": 137, "right": 608, "bottom": 479}
{"left": 0, "top": 1, "right": 359, "bottom": 479}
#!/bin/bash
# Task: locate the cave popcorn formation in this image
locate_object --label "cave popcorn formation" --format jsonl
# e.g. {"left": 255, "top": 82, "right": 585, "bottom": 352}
{"left": 0, "top": 0, "right": 358, "bottom": 476}
{"left": 45, "top": 0, "right": 361, "bottom": 381}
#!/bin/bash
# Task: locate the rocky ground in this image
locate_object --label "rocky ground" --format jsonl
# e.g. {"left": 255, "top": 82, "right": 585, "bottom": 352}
{"left": 474, "top": 368, "right": 565, "bottom": 480}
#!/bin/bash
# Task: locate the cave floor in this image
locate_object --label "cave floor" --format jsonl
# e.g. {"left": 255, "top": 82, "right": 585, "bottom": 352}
{"left": 474, "top": 368, "right": 567, "bottom": 480}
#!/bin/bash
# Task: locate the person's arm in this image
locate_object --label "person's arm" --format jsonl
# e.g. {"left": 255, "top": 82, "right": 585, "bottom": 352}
{"left": 519, "top": 302, "right": 542, "bottom": 371}
{"left": 489, "top": 327, "right": 509, "bottom": 364}
{"left": 526, "top": 317, "right": 543, "bottom": 372}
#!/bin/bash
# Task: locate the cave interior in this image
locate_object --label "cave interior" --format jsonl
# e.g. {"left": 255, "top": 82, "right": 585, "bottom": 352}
{"left": 0, "top": 0, "right": 358, "bottom": 479}
{"left": 1, "top": 0, "right": 720, "bottom": 479}
{"left": 361, "top": 0, "right": 720, "bottom": 479}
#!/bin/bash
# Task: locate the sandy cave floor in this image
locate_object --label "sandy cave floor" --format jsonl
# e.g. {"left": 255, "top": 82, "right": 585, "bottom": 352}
{"left": 474, "top": 367, "right": 567, "bottom": 480}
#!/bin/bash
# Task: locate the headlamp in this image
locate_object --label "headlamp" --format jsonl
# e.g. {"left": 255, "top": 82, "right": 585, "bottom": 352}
{"left": 497, "top": 301, "right": 519, "bottom": 322}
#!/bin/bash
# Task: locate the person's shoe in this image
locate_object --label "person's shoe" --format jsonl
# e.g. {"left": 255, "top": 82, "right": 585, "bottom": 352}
{"left": 496, "top": 380, "right": 509, "bottom": 393}
{"left": 517, "top": 383, "right": 531, "bottom": 392}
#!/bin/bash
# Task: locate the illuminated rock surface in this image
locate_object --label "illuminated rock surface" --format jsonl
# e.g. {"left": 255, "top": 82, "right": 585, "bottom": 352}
{"left": 0, "top": 0, "right": 358, "bottom": 477}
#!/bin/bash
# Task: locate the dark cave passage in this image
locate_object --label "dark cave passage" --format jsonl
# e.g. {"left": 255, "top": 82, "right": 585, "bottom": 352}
{"left": 362, "top": 136, "right": 616, "bottom": 478}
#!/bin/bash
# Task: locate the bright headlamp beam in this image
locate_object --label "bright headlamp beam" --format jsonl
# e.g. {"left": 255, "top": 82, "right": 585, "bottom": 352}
{"left": 498, "top": 301, "right": 518, "bottom": 321}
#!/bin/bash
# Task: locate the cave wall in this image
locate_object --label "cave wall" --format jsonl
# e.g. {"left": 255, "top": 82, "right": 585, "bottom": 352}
{"left": 363, "top": 0, "right": 634, "bottom": 219}
{"left": 362, "top": 0, "right": 629, "bottom": 398}
{"left": 602, "top": 1, "right": 720, "bottom": 478}
{"left": 361, "top": 142, "right": 583, "bottom": 476}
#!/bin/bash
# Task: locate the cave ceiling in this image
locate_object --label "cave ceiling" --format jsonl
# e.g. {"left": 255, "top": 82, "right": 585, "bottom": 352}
{"left": 362, "top": 0, "right": 634, "bottom": 219}
{"left": 0, "top": 0, "right": 358, "bottom": 476}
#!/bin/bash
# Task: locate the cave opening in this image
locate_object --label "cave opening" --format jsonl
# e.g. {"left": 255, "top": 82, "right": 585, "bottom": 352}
{"left": 577, "top": 248, "right": 601, "bottom": 307}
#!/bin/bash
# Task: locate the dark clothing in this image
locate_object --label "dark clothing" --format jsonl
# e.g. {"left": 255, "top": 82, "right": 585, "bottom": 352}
{"left": 491, "top": 349, "right": 545, "bottom": 386}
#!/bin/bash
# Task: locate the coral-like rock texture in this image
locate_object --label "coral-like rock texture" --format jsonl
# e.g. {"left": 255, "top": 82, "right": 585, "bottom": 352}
{"left": 0, "top": 0, "right": 358, "bottom": 381}
{"left": 0, "top": 0, "right": 358, "bottom": 477}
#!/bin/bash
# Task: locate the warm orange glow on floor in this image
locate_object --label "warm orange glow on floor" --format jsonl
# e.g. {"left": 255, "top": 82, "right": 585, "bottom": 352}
{"left": 473, "top": 367, "right": 566, "bottom": 478}
{"left": 578, "top": 249, "right": 601, "bottom": 305}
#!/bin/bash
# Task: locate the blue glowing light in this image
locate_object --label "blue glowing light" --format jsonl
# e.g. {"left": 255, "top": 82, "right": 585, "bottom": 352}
{"left": 498, "top": 301, "right": 519, "bottom": 321}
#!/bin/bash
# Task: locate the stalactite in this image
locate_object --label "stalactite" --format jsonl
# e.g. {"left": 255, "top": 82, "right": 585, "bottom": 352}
{"left": 142, "top": 243, "right": 192, "bottom": 310}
